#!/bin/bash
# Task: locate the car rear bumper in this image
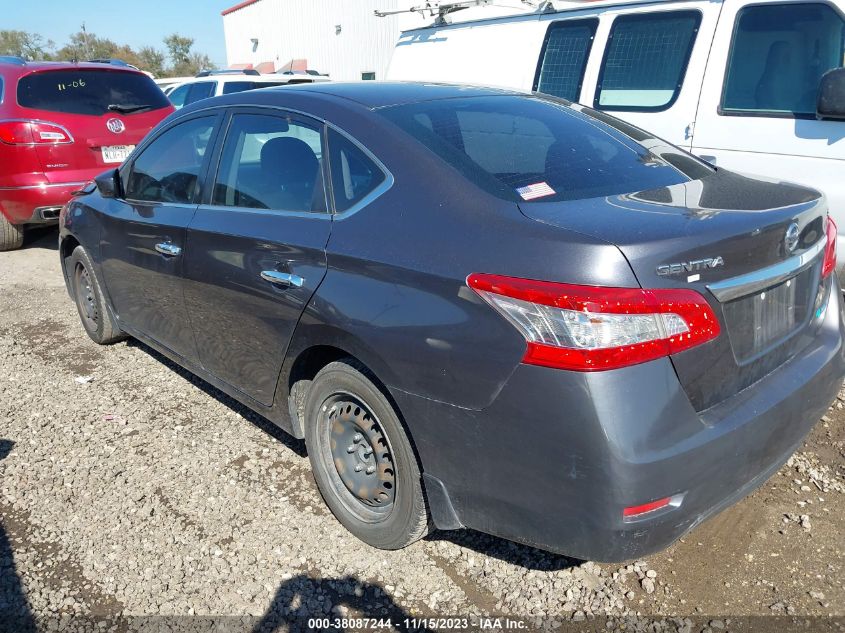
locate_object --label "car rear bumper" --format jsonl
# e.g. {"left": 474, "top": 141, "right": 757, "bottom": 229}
{"left": 395, "top": 281, "right": 845, "bottom": 562}
{"left": 0, "top": 182, "right": 86, "bottom": 225}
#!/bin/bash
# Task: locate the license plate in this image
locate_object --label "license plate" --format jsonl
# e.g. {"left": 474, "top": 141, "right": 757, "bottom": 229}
{"left": 723, "top": 268, "right": 813, "bottom": 361}
{"left": 101, "top": 145, "right": 135, "bottom": 164}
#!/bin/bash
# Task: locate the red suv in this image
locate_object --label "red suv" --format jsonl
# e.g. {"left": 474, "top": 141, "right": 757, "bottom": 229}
{"left": 0, "top": 58, "right": 174, "bottom": 250}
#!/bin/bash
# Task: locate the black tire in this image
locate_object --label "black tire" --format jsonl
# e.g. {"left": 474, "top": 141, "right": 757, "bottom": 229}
{"left": 68, "top": 246, "right": 125, "bottom": 345}
{"left": 0, "top": 214, "right": 24, "bottom": 251}
{"left": 304, "top": 359, "right": 431, "bottom": 550}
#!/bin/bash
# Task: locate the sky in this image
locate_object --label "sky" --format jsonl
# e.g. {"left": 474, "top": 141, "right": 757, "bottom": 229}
{"left": 4, "top": 0, "right": 235, "bottom": 67}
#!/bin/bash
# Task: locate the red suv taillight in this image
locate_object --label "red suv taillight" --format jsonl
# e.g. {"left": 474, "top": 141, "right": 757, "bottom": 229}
{"left": 822, "top": 216, "right": 837, "bottom": 279}
{"left": 0, "top": 120, "right": 74, "bottom": 145}
{"left": 467, "top": 274, "right": 721, "bottom": 371}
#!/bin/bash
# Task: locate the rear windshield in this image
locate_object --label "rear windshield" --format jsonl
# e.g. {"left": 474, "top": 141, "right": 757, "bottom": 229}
{"left": 18, "top": 69, "right": 171, "bottom": 116}
{"left": 380, "top": 95, "right": 704, "bottom": 203}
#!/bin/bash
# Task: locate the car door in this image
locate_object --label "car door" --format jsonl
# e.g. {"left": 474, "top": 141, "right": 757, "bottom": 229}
{"left": 691, "top": 1, "right": 845, "bottom": 225}
{"left": 99, "top": 113, "right": 221, "bottom": 360}
{"left": 182, "top": 108, "right": 331, "bottom": 406}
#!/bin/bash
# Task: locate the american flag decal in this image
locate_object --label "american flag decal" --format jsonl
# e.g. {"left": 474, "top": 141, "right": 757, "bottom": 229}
{"left": 516, "top": 182, "right": 555, "bottom": 201}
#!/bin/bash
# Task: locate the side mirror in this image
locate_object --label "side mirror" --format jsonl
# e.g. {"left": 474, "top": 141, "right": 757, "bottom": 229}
{"left": 94, "top": 169, "right": 121, "bottom": 199}
{"left": 817, "top": 67, "right": 845, "bottom": 121}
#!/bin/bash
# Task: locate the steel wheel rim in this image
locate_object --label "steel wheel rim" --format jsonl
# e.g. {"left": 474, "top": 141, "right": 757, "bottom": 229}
{"left": 319, "top": 392, "right": 396, "bottom": 522}
{"left": 74, "top": 263, "right": 98, "bottom": 330}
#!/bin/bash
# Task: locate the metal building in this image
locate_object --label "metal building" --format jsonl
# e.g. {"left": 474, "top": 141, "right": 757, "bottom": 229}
{"left": 220, "top": 0, "right": 539, "bottom": 81}
{"left": 221, "top": 0, "right": 409, "bottom": 81}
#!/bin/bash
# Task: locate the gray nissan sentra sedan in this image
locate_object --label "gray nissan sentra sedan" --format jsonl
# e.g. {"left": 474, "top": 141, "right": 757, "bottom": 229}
{"left": 58, "top": 82, "right": 845, "bottom": 562}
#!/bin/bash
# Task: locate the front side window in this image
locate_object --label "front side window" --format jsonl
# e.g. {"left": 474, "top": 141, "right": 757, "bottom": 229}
{"left": 17, "top": 69, "right": 171, "bottom": 115}
{"left": 168, "top": 83, "right": 190, "bottom": 109}
{"left": 722, "top": 3, "right": 845, "bottom": 116}
{"left": 327, "top": 129, "right": 386, "bottom": 212}
{"left": 213, "top": 113, "right": 327, "bottom": 213}
{"left": 534, "top": 19, "right": 598, "bottom": 102}
{"left": 381, "top": 96, "right": 694, "bottom": 204}
{"left": 595, "top": 11, "right": 701, "bottom": 111}
{"left": 123, "top": 116, "right": 216, "bottom": 204}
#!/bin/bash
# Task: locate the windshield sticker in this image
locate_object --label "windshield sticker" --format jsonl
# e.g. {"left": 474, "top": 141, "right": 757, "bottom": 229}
{"left": 516, "top": 182, "right": 555, "bottom": 201}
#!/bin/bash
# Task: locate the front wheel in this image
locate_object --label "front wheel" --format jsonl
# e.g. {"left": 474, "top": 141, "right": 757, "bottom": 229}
{"left": 68, "top": 246, "right": 125, "bottom": 345}
{"left": 304, "top": 360, "right": 431, "bottom": 550}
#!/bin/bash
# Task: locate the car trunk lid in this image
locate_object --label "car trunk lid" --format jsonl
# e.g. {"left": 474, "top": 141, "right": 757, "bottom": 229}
{"left": 519, "top": 170, "right": 831, "bottom": 411}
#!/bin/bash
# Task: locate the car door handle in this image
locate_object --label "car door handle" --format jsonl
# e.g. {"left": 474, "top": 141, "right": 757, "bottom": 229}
{"left": 260, "top": 270, "right": 304, "bottom": 288}
{"left": 155, "top": 242, "right": 182, "bottom": 257}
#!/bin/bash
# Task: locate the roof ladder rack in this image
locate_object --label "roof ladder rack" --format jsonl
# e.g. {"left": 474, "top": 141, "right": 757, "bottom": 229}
{"left": 375, "top": 0, "right": 503, "bottom": 25}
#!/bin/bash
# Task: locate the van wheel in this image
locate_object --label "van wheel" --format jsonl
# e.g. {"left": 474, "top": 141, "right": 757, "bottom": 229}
{"left": 69, "top": 246, "right": 125, "bottom": 345}
{"left": 0, "top": 215, "right": 24, "bottom": 251}
{"left": 304, "top": 360, "right": 431, "bottom": 550}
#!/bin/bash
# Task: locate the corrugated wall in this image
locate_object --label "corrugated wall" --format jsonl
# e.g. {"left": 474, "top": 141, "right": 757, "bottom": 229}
{"left": 222, "top": 0, "right": 407, "bottom": 81}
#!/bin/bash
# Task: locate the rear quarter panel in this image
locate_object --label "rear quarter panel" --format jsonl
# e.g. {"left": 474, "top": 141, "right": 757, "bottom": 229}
{"left": 292, "top": 105, "right": 638, "bottom": 410}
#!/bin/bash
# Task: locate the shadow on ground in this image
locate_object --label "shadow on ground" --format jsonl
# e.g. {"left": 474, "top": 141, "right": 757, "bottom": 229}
{"left": 126, "top": 338, "right": 307, "bottom": 458}
{"left": 0, "top": 439, "right": 36, "bottom": 633}
{"left": 252, "top": 573, "right": 431, "bottom": 632}
{"left": 427, "top": 529, "right": 581, "bottom": 572}
{"left": 22, "top": 225, "right": 58, "bottom": 251}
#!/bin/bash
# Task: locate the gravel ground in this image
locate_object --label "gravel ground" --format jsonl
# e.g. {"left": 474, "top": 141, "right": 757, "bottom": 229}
{"left": 1, "top": 227, "right": 844, "bottom": 631}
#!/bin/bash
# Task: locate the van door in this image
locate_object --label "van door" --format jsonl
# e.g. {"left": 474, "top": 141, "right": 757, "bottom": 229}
{"left": 573, "top": 2, "right": 718, "bottom": 150}
{"left": 691, "top": 1, "right": 845, "bottom": 235}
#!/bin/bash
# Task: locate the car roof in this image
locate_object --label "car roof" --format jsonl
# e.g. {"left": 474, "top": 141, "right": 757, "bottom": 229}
{"left": 260, "top": 81, "right": 526, "bottom": 109}
{"left": 0, "top": 60, "right": 146, "bottom": 77}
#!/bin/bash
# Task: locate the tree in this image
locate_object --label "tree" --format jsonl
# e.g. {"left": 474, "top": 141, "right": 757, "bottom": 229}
{"left": 1, "top": 28, "right": 214, "bottom": 78}
{"left": 0, "top": 30, "right": 53, "bottom": 60}
{"left": 164, "top": 34, "right": 194, "bottom": 67}
{"left": 137, "top": 46, "right": 166, "bottom": 78}
{"left": 164, "top": 34, "right": 214, "bottom": 76}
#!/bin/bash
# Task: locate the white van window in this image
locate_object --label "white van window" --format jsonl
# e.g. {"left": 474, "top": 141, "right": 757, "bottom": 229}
{"left": 534, "top": 19, "right": 598, "bottom": 102}
{"left": 722, "top": 3, "right": 845, "bottom": 117}
{"left": 595, "top": 11, "right": 701, "bottom": 111}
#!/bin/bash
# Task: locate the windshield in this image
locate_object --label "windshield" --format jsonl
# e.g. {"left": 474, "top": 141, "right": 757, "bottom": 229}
{"left": 380, "top": 95, "right": 711, "bottom": 203}
{"left": 18, "top": 69, "right": 171, "bottom": 116}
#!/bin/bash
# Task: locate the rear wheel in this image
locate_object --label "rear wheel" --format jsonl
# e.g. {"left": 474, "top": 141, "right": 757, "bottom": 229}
{"left": 0, "top": 215, "right": 24, "bottom": 251}
{"left": 304, "top": 360, "right": 430, "bottom": 549}
{"left": 69, "top": 246, "right": 125, "bottom": 345}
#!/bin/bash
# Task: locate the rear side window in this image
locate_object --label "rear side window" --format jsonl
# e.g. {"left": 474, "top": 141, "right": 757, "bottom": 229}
{"left": 381, "top": 96, "right": 691, "bottom": 203}
{"left": 327, "top": 129, "right": 386, "bottom": 212}
{"left": 534, "top": 19, "right": 598, "bottom": 102}
{"left": 222, "top": 81, "right": 286, "bottom": 94}
{"left": 212, "top": 113, "right": 327, "bottom": 213}
{"left": 222, "top": 81, "right": 254, "bottom": 95}
{"left": 123, "top": 116, "right": 216, "bottom": 204}
{"left": 186, "top": 82, "right": 216, "bottom": 105}
{"left": 595, "top": 11, "right": 701, "bottom": 111}
{"left": 722, "top": 3, "right": 845, "bottom": 116}
{"left": 17, "top": 69, "right": 170, "bottom": 115}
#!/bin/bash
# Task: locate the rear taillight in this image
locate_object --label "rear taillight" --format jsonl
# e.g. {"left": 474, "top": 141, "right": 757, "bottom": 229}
{"left": 822, "top": 216, "right": 837, "bottom": 278}
{"left": 467, "top": 274, "right": 720, "bottom": 372}
{"left": 0, "top": 120, "right": 74, "bottom": 145}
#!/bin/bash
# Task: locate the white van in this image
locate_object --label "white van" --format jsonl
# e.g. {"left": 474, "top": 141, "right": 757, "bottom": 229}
{"left": 387, "top": 0, "right": 845, "bottom": 276}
